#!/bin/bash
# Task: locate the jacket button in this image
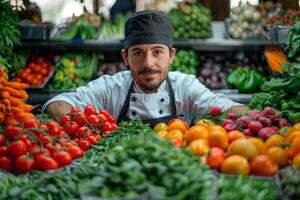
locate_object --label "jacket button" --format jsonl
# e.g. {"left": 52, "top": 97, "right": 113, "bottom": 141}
{"left": 131, "top": 97, "right": 136, "bottom": 102}
{"left": 160, "top": 98, "right": 165, "bottom": 102}
{"left": 132, "top": 111, "right": 137, "bottom": 116}
{"left": 159, "top": 110, "right": 163, "bottom": 114}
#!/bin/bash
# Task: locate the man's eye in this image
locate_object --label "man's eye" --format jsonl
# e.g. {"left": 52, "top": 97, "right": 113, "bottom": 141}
{"left": 154, "top": 50, "right": 162, "bottom": 55}
{"left": 133, "top": 52, "right": 142, "bottom": 56}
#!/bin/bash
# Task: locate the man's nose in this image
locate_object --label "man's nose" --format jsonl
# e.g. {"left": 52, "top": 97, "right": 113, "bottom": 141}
{"left": 143, "top": 52, "right": 154, "bottom": 67}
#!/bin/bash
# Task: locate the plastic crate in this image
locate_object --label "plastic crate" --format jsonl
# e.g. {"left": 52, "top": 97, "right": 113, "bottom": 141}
{"left": 20, "top": 24, "right": 52, "bottom": 41}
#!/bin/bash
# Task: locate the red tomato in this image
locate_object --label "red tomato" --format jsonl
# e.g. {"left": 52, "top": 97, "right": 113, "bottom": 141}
{"left": 0, "top": 156, "right": 13, "bottom": 171}
{"left": 87, "top": 114, "right": 100, "bottom": 127}
{"left": 98, "top": 113, "right": 108, "bottom": 123}
{"left": 84, "top": 105, "right": 97, "bottom": 116}
{"left": 64, "top": 121, "right": 79, "bottom": 136}
{"left": 68, "top": 146, "right": 84, "bottom": 159}
{"left": 35, "top": 155, "right": 59, "bottom": 171}
{"left": 20, "top": 134, "right": 33, "bottom": 148}
{"left": 171, "top": 138, "right": 184, "bottom": 148}
{"left": 60, "top": 115, "right": 72, "bottom": 124}
{"left": 5, "top": 126, "right": 22, "bottom": 139}
{"left": 0, "top": 146, "right": 7, "bottom": 156}
{"left": 107, "top": 115, "right": 116, "bottom": 123}
{"left": 87, "top": 135, "right": 97, "bottom": 145}
{"left": 39, "top": 135, "right": 53, "bottom": 144}
{"left": 76, "top": 126, "right": 91, "bottom": 138}
{"left": 99, "top": 110, "right": 110, "bottom": 117}
{"left": 111, "top": 123, "right": 119, "bottom": 130}
{"left": 45, "top": 143, "right": 63, "bottom": 156}
{"left": 0, "top": 134, "right": 5, "bottom": 145}
{"left": 64, "top": 141, "right": 77, "bottom": 148}
{"left": 72, "top": 112, "right": 87, "bottom": 126}
{"left": 40, "top": 68, "right": 48, "bottom": 77}
{"left": 22, "top": 118, "right": 40, "bottom": 129}
{"left": 15, "top": 155, "right": 35, "bottom": 173}
{"left": 52, "top": 151, "right": 72, "bottom": 167}
{"left": 102, "top": 121, "right": 113, "bottom": 131}
{"left": 70, "top": 107, "right": 80, "bottom": 113}
{"left": 7, "top": 140, "right": 28, "bottom": 159}
{"left": 207, "top": 147, "right": 226, "bottom": 171}
{"left": 76, "top": 140, "right": 90, "bottom": 151}
{"left": 30, "top": 146, "right": 50, "bottom": 160}
{"left": 47, "top": 121, "right": 62, "bottom": 136}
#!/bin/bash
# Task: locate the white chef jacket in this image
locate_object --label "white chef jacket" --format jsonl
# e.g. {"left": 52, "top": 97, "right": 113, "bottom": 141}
{"left": 42, "top": 71, "right": 241, "bottom": 125}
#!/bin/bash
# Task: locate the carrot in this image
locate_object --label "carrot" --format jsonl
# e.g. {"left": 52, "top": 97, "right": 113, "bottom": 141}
{"left": 0, "top": 112, "right": 4, "bottom": 123}
{"left": 11, "top": 106, "right": 23, "bottom": 115}
{"left": 264, "top": 46, "right": 288, "bottom": 74}
{"left": 4, "top": 113, "right": 19, "bottom": 126}
{"left": 0, "top": 103, "right": 6, "bottom": 112}
{"left": 1, "top": 91, "right": 10, "bottom": 99}
{"left": 1, "top": 86, "right": 28, "bottom": 99}
{"left": 23, "top": 104, "right": 38, "bottom": 112}
{"left": 8, "top": 96, "right": 25, "bottom": 107}
{"left": 14, "top": 111, "right": 35, "bottom": 122}
{"left": 2, "top": 98, "right": 11, "bottom": 111}
{"left": 2, "top": 79, "right": 29, "bottom": 90}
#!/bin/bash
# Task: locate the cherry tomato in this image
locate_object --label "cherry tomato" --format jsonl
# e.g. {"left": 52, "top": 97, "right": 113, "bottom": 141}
{"left": 87, "top": 135, "right": 97, "bottom": 145}
{"left": 23, "top": 118, "right": 40, "bottom": 129}
{"left": 0, "top": 156, "right": 13, "bottom": 171}
{"left": 47, "top": 121, "right": 62, "bottom": 136}
{"left": 60, "top": 115, "right": 72, "bottom": 124}
{"left": 64, "top": 121, "right": 79, "bottom": 136}
{"left": 35, "top": 155, "right": 59, "bottom": 171}
{"left": 76, "top": 140, "right": 90, "bottom": 151}
{"left": 87, "top": 114, "right": 100, "bottom": 127}
{"left": 0, "top": 146, "right": 7, "bottom": 156}
{"left": 45, "top": 143, "right": 63, "bottom": 156}
{"left": 30, "top": 146, "right": 50, "bottom": 160}
{"left": 98, "top": 113, "right": 108, "bottom": 123}
{"left": 5, "top": 126, "right": 22, "bottom": 139}
{"left": 7, "top": 140, "right": 28, "bottom": 159}
{"left": 68, "top": 146, "right": 84, "bottom": 159}
{"left": 76, "top": 126, "right": 91, "bottom": 138}
{"left": 84, "top": 105, "right": 97, "bottom": 116}
{"left": 99, "top": 110, "right": 110, "bottom": 117}
{"left": 39, "top": 135, "right": 53, "bottom": 144}
{"left": 70, "top": 111, "right": 87, "bottom": 126}
{"left": 15, "top": 155, "right": 35, "bottom": 173}
{"left": 111, "top": 123, "right": 119, "bottom": 130}
{"left": 20, "top": 134, "right": 33, "bottom": 148}
{"left": 102, "top": 121, "right": 113, "bottom": 132}
{"left": 107, "top": 115, "right": 115, "bottom": 123}
{"left": 52, "top": 151, "right": 72, "bottom": 167}
{"left": 70, "top": 107, "right": 80, "bottom": 113}
{"left": 0, "top": 134, "right": 5, "bottom": 146}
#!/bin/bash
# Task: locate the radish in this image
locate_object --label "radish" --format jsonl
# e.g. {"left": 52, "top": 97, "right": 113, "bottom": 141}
{"left": 209, "top": 106, "right": 222, "bottom": 117}
{"left": 224, "top": 124, "right": 237, "bottom": 132}
{"left": 227, "top": 112, "right": 237, "bottom": 120}
{"left": 248, "top": 121, "right": 263, "bottom": 133}
{"left": 222, "top": 119, "right": 234, "bottom": 127}
{"left": 262, "top": 106, "right": 275, "bottom": 116}
{"left": 249, "top": 109, "right": 261, "bottom": 117}
{"left": 237, "top": 116, "right": 252, "bottom": 127}
{"left": 243, "top": 129, "right": 254, "bottom": 137}
{"left": 258, "top": 127, "right": 277, "bottom": 140}
{"left": 278, "top": 118, "right": 288, "bottom": 128}
{"left": 258, "top": 116, "right": 272, "bottom": 127}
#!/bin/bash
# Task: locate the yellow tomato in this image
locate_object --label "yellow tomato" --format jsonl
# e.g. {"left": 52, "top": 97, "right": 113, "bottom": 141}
{"left": 156, "top": 130, "right": 168, "bottom": 138}
{"left": 248, "top": 138, "right": 266, "bottom": 155}
{"left": 228, "top": 138, "right": 258, "bottom": 160}
{"left": 164, "top": 129, "right": 184, "bottom": 141}
{"left": 153, "top": 122, "right": 168, "bottom": 133}
{"left": 167, "top": 119, "right": 188, "bottom": 134}
{"left": 188, "top": 139, "right": 210, "bottom": 156}
{"left": 228, "top": 130, "right": 245, "bottom": 144}
{"left": 221, "top": 155, "right": 250, "bottom": 176}
{"left": 286, "top": 131, "right": 300, "bottom": 143}
{"left": 267, "top": 146, "right": 289, "bottom": 168}
{"left": 195, "top": 119, "right": 215, "bottom": 129}
{"left": 208, "top": 130, "right": 229, "bottom": 150}
{"left": 265, "top": 135, "right": 285, "bottom": 150}
{"left": 187, "top": 125, "right": 209, "bottom": 143}
{"left": 292, "top": 153, "right": 300, "bottom": 170}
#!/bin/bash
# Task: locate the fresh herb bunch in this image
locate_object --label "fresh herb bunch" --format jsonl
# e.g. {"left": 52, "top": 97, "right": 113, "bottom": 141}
{"left": 0, "top": 0, "right": 20, "bottom": 71}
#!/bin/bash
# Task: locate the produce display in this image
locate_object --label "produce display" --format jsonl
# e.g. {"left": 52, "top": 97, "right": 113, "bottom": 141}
{"left": 97, "top": 62, "right": 128, "bottom": 76}
{"left": 12, "top": 56, "right": 54, "bottom": 87}
{"left": 279, "top": 166, "right": 300, "bottom": 200}
{"left": 170, "top": 50, "right": 198, "bottom": 75}
{"left": 47, "top": 53, "right": 99, "bottom": 91}
{"left": 227, "top": 4, "right": 265, "bottom": 39}
{"left": 267, "top": 9, "right": 300, "bottom": 26}
{"left": 168, "top": 3, "right": 212, "bottom": 39}
{"left": 286, "top": 21, "right": 300, "bottom": 59}
{"left": 98, "top": 12, "right": 132, "bottom": 40}
{"left": 227, "top": 67, "right": 266, "bottom": 93}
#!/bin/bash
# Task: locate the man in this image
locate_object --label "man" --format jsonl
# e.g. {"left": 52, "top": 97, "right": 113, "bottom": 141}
{"left": 43, "top": 10, "right": 247, "bottom": 127}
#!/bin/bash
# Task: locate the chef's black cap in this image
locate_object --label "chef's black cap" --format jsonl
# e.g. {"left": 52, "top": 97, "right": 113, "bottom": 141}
{"left": 123, "top": 10, "right": 173, "bottom": 49}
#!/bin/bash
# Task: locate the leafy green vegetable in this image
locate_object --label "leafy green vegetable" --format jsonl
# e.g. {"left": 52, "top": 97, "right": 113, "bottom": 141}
{"left": 286, "top": 21, "right": 300, "bottom": 58}
{"left": 279, "top": 166, "right": 300, "bottom": 200}
{"left": 170, "top": 50, "right": 199, "bottom": 75}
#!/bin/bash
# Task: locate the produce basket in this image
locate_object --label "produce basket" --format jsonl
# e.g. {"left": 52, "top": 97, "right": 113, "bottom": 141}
{"left": 26, "top": 67, "right": 55, "bottom": 93}
{"left": 265, "top": 25, "right": 290, "bottom": 44}
{"left": 20, "top": 24, "right": 52, "bottom": 41}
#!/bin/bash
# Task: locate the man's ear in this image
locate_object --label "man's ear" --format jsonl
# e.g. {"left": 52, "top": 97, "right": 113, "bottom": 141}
{"left": 121, "top": 49, "right": 129, "bottom": 65}
{"left": 169, "top": 47, "right": 176, "bottom": 64}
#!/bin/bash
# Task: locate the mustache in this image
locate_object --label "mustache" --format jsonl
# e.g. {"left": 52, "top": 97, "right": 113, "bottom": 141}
{"left": 138, "top": 67, "right": 161, "bottom": 74}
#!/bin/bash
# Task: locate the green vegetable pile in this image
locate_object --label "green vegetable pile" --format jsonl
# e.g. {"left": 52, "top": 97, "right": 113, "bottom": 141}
{"left": 7, "top": 50, "right": 30, "bottom": 74}
{"left": 54, "top": 18, "right": 96, "bottom": 40}
{"left": 217, "top": 175, "right": 276, "bottom": 200}
{"left": 249, "top": 63, "right": 300, "bottom": 124}
{"left": 286, "top": 21, "right": 300, "bottom": 59}
{"left": 170, "top": 50, "right": 199, "bottom": 75}
{"left": 227, "top": 67, "right": 266, "bottom": 93}
{"left": 168, "top": 3, "right": 212, "bottom": 39}
{"left": 98, "top": 12, "right": 132, "bottom": 40}
{"left": 279, "top": 166, "right": 300, "bottom": 200}
{"left": 0, "top": 0, "right": 20, "bottom": 71}
{"left": 48, "top": 52, "right": 99, "bottom": 91}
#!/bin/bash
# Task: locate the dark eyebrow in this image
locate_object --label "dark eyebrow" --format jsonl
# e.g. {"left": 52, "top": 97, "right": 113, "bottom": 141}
{"left": 152, "top": 46, "right": 165, "bottom": 50}
{"left": 131, "top": 48, "right": 143, "bottom": 52}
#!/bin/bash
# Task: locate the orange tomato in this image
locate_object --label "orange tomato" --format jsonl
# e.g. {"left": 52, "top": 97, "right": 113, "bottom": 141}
{"left": 187, "top": 125, "right": 209, "bottom": 143}
{"left": 292, "top": 153, "right": 300, "bottom": 170}
{"left": 221, "top": 155, "right": 250, "bottom": 176}
{"left": 208, "top": 130, "right": 229, "bottom": 150}
{"left": 228, "top": 130, "right": 245, "bottom": 143}
{"left": 209, "top": 125, "right": 227, "bottom": 134}
{"left": 292, "top": 122, "right": 300, "bottom": 131}
{"left": 156, "top": 130, "right": 168, "bottom": 138}
{"left": 188, "top": 139, "right": 210, "bottom": 156}
{"left": 286, "top": 131, "right": 300, "bottom": 143}
{"left": 265, "top": 134, "right": 285, "bottom": 150}
{"left": 228, "top": 139, "right": 258, "bottom": 160}
{"left": 167, "top": 119, "right": 188, "bottom": 134}
{"left": 266, "top": 146, "right": 289, "bottom": 168}
{"left": 248, "top": 138, "right": 266, "bottom": 155}
{"left": 288, "top": 136, "right": 300, "bottom": 159}
{"left": 153, "top": 122, "right": 168, "bottom": 133}
{"left": 250, "top": 155, "right": 278, "bottom": 176}
{"left": 196, "top": 119, "right": 215, "bottom": 129}
{"left": 164, "top": 129, "right": 184, "bottom": 141}
{"left": 207, "top": 147, "right": 226, "bottom": 170}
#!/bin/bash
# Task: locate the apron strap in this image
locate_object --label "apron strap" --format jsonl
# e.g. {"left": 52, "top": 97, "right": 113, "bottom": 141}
{"left": 117, "top": 81, "right": 134, "bottom": 124}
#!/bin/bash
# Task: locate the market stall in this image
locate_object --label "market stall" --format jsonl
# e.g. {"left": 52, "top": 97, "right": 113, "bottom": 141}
{"left": 0, "top": 0, "right": 300, "bottom": 199}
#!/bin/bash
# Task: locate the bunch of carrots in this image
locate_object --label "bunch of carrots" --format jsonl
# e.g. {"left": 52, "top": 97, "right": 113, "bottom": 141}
{"left": 264, "top": 46, "right": 288, "bottom": 74}
{"left": 0, "top": 67, "right": 35, "bottom": 126}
